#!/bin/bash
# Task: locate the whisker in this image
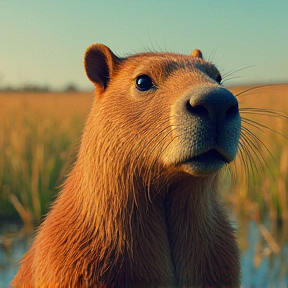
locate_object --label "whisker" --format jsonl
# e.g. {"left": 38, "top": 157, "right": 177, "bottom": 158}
{"left": 242, "top": 117, "right": 288, "bottom": 140}
{"left": 221, "top": 75, "right": 245, "bottom": 85}
{"left": 241, "top": 127, "right": 273, "bottom": 177}
{"left": 236, "top": 141, "right": 251, "bottom": 182}
{"left": 240, "top": 107, "right": 288, "bottom": 119}
{"left": 241, "top": 126, "right": 276, "bottom": 164}
{"left": 221, "top": 66, "right": 255, "bottom": 82}
{"left": 239, "top": 132, "right": 261, "bottom": 179}
{"left": 234, "top": 85, "right": 272, "bottom": 98}
{"left": 207, "top": 47, "right": 218, "bottom": 63}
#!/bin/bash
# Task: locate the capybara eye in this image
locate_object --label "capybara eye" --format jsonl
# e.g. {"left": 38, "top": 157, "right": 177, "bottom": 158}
{"left": 216, "top": 73, "right": 222, "bottom": 84}
{"left": 136, "top": 75, "right": 154, "bottom": 91}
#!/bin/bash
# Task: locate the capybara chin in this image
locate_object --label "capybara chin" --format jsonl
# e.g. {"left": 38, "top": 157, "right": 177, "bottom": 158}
{"left": 12, "top": 44, "right": 241, "bottom": 288}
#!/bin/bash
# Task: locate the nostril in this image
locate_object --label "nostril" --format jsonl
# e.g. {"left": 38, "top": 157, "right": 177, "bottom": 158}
{"left": 226, "top": 103, "right": 239, "bottom": 118}
{"left": 186, "top": 101, "right": 209, "bottom": 117}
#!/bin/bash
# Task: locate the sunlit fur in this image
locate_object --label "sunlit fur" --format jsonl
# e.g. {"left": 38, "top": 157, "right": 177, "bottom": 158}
{"left": 12, "top": 44, "right": 242, "bottom": 288}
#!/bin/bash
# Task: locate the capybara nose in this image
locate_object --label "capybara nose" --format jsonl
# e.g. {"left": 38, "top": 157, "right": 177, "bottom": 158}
{"left": 187, "top": 86, "right": 239, "bottom": 124}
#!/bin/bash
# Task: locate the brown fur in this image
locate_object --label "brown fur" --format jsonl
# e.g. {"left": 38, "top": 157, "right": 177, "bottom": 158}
{"left": 12, "top": 44, "right": 241, "bottom": 288}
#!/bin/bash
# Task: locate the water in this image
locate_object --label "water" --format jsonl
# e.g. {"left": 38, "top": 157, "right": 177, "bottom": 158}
{"left": 0, "top": 221, "right": 287, "bottom": 288}
{"left": 241, "top": 221, "right": 288, "bottom": 288}
{"left": 0, "top": 222, "right": 32, "bottom": 288}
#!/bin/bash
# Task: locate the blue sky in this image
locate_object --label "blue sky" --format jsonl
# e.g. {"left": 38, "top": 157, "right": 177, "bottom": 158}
{"left": 0, "top": 0, "right": 287, "bottom": 90}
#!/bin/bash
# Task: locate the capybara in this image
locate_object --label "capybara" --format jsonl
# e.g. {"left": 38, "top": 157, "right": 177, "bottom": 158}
{"left": 12, "top": 44, "right": 241, "bottom": 288}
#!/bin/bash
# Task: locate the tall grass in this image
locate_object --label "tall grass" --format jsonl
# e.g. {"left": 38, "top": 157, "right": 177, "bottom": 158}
{"left": 0, "top": 92, "right": 92, "bottom": 224}
{"left": 227, "top": 84, "right": 288, "bottom": 253}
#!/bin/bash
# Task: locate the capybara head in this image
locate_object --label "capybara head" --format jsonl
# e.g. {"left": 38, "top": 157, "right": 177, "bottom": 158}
{"left": 84, "top": 44, "right": 241, "bottom": 178}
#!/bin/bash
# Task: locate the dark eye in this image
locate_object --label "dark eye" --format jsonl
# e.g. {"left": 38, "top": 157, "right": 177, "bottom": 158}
{"left": 136, "top": 75, "right": 154, "bottom": 91}
{"left": 216, "top": 73, "right": 222, "bottom": 84}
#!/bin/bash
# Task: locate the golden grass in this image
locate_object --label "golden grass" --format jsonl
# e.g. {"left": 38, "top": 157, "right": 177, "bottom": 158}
{"left": 222, "top": 84, "right": 288, "bottom": 267}
{"left": 1, "top": 85, "right": 288, "bottom": 238}
{"left": 0, "top": 92, "right": 92, "bottom": 224}
{"left": 229, "top": 85, "right": 288, "bottom": 232}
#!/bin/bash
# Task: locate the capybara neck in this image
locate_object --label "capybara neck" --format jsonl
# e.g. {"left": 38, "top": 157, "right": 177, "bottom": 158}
{"left": 12, "top": 44, "right": 241, "bottom": 288}
{"left": 55, "top": 163, "right": 228, "bottom": 287}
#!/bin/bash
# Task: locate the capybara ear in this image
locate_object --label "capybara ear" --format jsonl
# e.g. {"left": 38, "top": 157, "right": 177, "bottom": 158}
{"left": 190, "top": 49, "right": 203, "bottom": 59}
{"left": 84, "top": 44, "right": 121, "bottom": 93}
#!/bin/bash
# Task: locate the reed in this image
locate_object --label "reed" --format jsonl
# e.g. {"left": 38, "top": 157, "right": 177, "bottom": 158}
{"left": 226, "top": 84, "right": 288, "bottom": 260}
{"left": 0, "top": 92, "right": 92, "bottom": 225}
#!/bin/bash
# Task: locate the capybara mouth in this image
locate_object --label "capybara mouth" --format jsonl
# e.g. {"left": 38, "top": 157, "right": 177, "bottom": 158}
{"left": 186, "top": 149, "right": 228, "bottom": 164}
{"left": 181, "top": 149, "right": 229, "bottom": 175}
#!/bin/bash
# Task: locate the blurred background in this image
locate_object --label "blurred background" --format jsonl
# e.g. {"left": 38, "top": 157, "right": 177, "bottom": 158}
{"left": 1, "top": 1, "right": 288, "bottom": 287}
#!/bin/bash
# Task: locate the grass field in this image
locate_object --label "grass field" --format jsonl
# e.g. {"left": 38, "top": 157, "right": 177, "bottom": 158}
{"left": 229, "top": 85, "right": 288, "bottom": 242}
{"left": 1, "top": 85, "right": 288, "bottom": 240}
{"left": 0, "top": 92, "right": 92, "bottom": 224}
